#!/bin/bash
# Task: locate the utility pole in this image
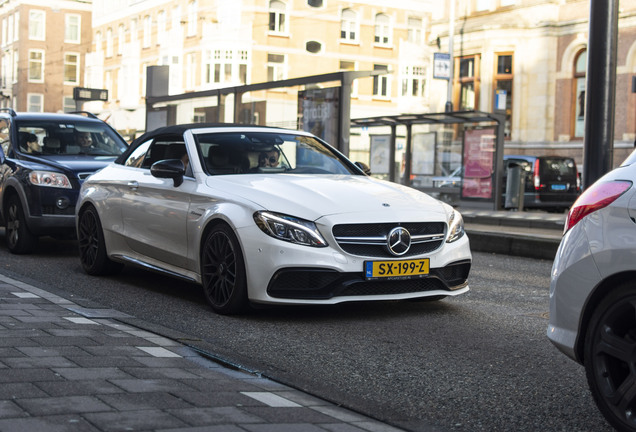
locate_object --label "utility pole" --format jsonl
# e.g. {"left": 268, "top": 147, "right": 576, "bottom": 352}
{"left": 583, "top": 0, "right": 618, "bottom": 189}
{"left": 445, "top": 0, "right": 455, "bottom": 112}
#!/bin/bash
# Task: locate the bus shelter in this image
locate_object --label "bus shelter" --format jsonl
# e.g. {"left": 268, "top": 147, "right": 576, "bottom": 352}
{"left": 350, "top": 111, "right": 506, "bottom": 210}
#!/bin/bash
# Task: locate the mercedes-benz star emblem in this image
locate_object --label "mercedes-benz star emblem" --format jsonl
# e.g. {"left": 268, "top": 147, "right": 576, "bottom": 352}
{"left": 387, "top": 227, "right": 411, "bottom": 256}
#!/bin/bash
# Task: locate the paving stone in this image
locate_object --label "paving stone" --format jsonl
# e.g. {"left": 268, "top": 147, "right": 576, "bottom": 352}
{"left": 0, "top": 414, "right": 101, "bottom": 432}
{"left": 131, "top": 355, "right": 201, "bottom": 369}
{"left": 242, "top": 406, "right": 339, "bottom": 423}
{"left": 109, "top": 378, "right": 194, "bottom": 393}
{"left": 34, "top": 380, "right": 123, "bottom": 397}
{"left": 82, "top": 410, "right": 186, "bottom": 432}
{"left": 52, "top": 367, "right": 133, "bottom": 381}
{"left": 167, "top": 406, "right": 264, "bottom": 426}
{"left": 0, "top": 400, "right": 26, "bottom": 418}
{"left": 0, "top": 368, "right": 63, "bottom": 383}
{"left": 30, "top": 336, "right": 100, "bottom": 347}
{"left": 65, "top": 355, "right": 144, "bottom": 369}
{"left": 16, "top": 395, "right": 112, "bottom": 416}
{"left": 171, "top": 390, "right": 265, "bottom": 408}
{"left": 160, "top": 426, "right": 246, "bottom": 432}
{"left": 0, "top": 337, "right": 38, "bottom": 348}
{"left": 241, "top": 424, "right": 329, "bottom": 432}
{"left": 16, "top": 346, "right": 91, "bottom": 357}
{"left": 2, "top": 356, "right": 77, "bottom": 369}
{"left": 0, "top": 347, "right": 26, "bottom": 358}
{"left": 96, "top": 391, "right": 193, "bottom": 411}
{"left": 121, "top": 366, "right": 202, "bottom": 380}
{"left": 0, "top": 382, "right": 49, "bottom": 399}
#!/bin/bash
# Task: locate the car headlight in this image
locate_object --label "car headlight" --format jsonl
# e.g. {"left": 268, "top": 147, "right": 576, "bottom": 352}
{"left": 254, "top": 211, "right": 328, "bottom": 247}
{"left": 446, "top": 209, "right": 465, "bottom": 243}
{"left": 29, "top": 171, "right": 72, "bottom": 189}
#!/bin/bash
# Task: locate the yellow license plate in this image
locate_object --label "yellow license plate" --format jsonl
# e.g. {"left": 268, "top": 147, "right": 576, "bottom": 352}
{"left": 364, "top": 259, "right": 430, "bottom": 280}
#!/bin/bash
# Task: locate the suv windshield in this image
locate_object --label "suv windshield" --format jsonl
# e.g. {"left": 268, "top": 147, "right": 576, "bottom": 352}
{"left": 194, "top": 131, "right": 358, "bottom": 175}
{"left": 15, "top": 120, "right": 127, "bottom": 157}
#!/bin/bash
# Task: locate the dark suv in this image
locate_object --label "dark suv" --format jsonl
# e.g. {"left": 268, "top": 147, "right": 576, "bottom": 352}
{"left": 0, "top": 109, "right": 128, "bottom": 253}
{"left": 503, "top": 155, "right": 580, "bottom": 212}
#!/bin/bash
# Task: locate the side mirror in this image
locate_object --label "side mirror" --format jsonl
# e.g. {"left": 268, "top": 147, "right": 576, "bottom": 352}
{"left": 354, "top": 161, "right": 371, "bottom": 175}
{"left": 150, "top": 159, "right": 185, "bottom": 187}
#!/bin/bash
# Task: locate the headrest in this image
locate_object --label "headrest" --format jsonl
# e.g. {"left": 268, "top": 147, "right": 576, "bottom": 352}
{"left": 43, "top": 137, "right": 60, "bottom": 148}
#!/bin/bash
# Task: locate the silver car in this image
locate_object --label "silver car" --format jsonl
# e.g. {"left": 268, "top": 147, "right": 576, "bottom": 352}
{"left": 76, "top": 125, "right": 472, "bottom": 315}
{"left": 548, "top": 150, "right": 636, "bottom": 432}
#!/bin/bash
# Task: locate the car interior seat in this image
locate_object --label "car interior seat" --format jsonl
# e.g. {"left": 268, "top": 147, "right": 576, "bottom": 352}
{"left": 207, "top": 145, "right": 244, "bottom": 174}
{"left": 42, "top": 137, "right": 61, "bottom": 154}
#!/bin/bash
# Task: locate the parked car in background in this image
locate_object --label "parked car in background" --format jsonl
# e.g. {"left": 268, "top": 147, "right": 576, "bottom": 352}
{"left": 502, "top": 155, "right": 580, "bottom": 212}
{"left": 76, "top": 124, "right": 472, "bottom": 315}
{"left": 0, "top": 110, "right": 128, "bottom": 253}
{"left": 548, "top": 149, "right": 636, "bottom": 432}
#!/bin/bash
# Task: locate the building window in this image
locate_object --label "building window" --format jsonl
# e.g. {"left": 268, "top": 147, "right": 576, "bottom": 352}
{"left": 130, "top": 18, "right": 137, "bottom": 43}
{"left": 143, "top": 16, "right": 151, "bottom": 47}
{"left": 64, "top": 53, "right": 79, "bottom": 84}
{"left": 106, "top": 28, "right": 113, "bottom": 58}
{"left": 372, "top": 64, "right": 389, "bottom": 97}
{"left": 340, "top": 60, "right": 358, "bottom": 95}
{"left": 267, "top": 53, "right": 285, "bottom": 81}
{"left": 28, "top": 10, "right": 45, "bottom": 41}
{"left": 573, "top": 49, "right": 587, "bottom": 138}
{"left": 95, "top": 31, "right": 102, "bottom": 53}
{"left": 401, "top": 65, "right": 426, "bottom": 97}
{"left": 239, "top": 50, "right": 248, "bottom": 84}
{"left": 28, "top": 50, "right": 44, "bottom": 82}
{"left": 308, "top": 0, "right": 323, "bottom": 6}
{"left": 494, "top": 53, "right": 513, "bottom": 138}
{"left": 455, "top": 55, "right": 480, "bottom": 110}
{"left": 27, "top": 93, "right": 43, "bottom": 112}
{"left": 157, "top": 10, "right": 166, "bottom": 45}
{"left": 374, "top": 13, "right": 391, "bottom": 46}
{"left": 407, "top": 17, "right": 422, "bottom": 44}
{"left": 117, "top": 24, "right": 125, "bottom": 55}
{"left": 187, "top": 1, "right": 197, "bottom": 36}
{"left": 63, "top": 96, "right": 75, "bottom": 113}
{"left": 12, "top": 50, "right": 18, "bottom": 84}
{"left": 7, "top": 14, "right": 13, "bottom": 44}
{"left": 269, "top": 1, "right": 286, "bottom": 34}
{"left": 476, "top": 0, "right": 492, "bottom": 11}
{"left": 13, "top": 12, "right": 18, "bottom": 42}
{"left": 340, "top": 9, "right": 357, "bottom": 42}
{"left": 65, "top": 14, "right": 80, "bottom": 43}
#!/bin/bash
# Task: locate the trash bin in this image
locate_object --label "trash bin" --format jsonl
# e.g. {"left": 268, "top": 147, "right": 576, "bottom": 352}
{"left": 505, "top": 163, "right": 525, "bottom": 210}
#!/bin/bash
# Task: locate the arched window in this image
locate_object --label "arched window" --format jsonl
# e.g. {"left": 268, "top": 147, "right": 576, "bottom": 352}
{"left": 573, "top": 49, "right": 587, "bottom": 138}
{"left": 340, "top": 9, "right": 357, "bottom": 41}
{"left": 374, "top": 13, "right": 390, "bottom": 45}
{"left": 269, "top": 1, "right": 286, "bottom": 34}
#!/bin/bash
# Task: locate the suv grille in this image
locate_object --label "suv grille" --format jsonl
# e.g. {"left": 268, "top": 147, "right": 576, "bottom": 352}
{"left": 332, "top": 222, "right": 446, "bottom": 258}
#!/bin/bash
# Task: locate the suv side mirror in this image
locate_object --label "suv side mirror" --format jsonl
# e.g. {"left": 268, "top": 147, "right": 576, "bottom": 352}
{"left": 150, "top": 159, "right": 185, "bottom": 187}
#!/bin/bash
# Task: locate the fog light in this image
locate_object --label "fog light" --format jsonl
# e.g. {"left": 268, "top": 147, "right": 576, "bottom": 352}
{"left": 56, "top": 197, "right": 70, "bottom": 209}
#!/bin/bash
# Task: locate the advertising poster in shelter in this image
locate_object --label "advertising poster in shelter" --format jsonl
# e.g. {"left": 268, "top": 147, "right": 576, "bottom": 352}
{"left": 412, "top": 133, "right": 435, "bottom": 175}
{"left": 461, "top": 128, "right": 496, "bottom": 199}
{"left": 298, "top": 87, "right": 339, "bottom": 147}
{"left": 370, "top": 135, "right": 391, "bottom": 174}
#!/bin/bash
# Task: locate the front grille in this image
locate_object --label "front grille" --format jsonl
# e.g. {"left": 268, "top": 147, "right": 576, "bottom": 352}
{"left": 267, "top": 260, "right": 470, "bottom": 300}
{"left": 42, "top": 206, "right": 75, "bottom": 215}
{"left": 332, "top": 222, "right": 446, "bottom": 258}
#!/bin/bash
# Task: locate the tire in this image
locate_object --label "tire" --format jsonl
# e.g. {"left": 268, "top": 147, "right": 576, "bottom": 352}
{"left": 584, "top": 284, "right": 636, "bottom": 432}
{"left": 5, "top": 196, "right": 37, "bottom": 254}
{"left": 77, "top": 205, "right": 123, "bottom": 275}
{"left": 201, "top": 224, "right": 248, "bottom": 315}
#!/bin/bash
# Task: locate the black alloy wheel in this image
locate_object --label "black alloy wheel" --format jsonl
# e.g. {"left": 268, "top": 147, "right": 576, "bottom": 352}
{"left": 585, "top": 284, "right": 636, "bottom": 432}
{"left": 5, "top": 196, "right": 37, "bottom": 254}
{"left": 201, "top": 224, "right": 248, "bottom": 315}
{"left": 77, "top": 205, "right": 122, "bottom": 275}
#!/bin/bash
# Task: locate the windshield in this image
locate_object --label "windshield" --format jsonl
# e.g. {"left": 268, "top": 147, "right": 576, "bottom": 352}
{"left": 194, "top": 131, "right": 359, "bottom": 175}
{"left": 15, "top": 120, "right": 127, "bottom": 157}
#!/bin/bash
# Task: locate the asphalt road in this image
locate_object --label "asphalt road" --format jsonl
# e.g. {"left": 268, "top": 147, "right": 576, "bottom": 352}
{"left": 0, "top": 233, "right": 612, "bottom": 432}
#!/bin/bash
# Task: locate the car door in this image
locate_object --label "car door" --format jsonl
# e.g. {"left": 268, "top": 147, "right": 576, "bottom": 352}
{"left": 120, "top": 137, "right": 192, "bottom": 269}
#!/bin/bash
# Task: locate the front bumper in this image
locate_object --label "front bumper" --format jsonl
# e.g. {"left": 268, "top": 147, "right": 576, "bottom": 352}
{"left": 238, "top": 222, "right": 472, "bottom": 305}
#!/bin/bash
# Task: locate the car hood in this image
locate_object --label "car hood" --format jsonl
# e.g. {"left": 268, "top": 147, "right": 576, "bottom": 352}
{"left": 206, "top": 174, "right": 448, "bottom": 222}
{"left": 22, "top": 155, "right": 117, "bottom": 176}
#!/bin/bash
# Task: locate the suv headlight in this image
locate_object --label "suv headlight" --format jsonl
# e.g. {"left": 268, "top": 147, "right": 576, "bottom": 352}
{"left": 254, "top": 211, "right": 328, "bottom": 247}
{"left": 29, "top": 171, "right": 72, "bottom": 189}
{"left": 446, "top": 209, "right": 465, "bottom": 243}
